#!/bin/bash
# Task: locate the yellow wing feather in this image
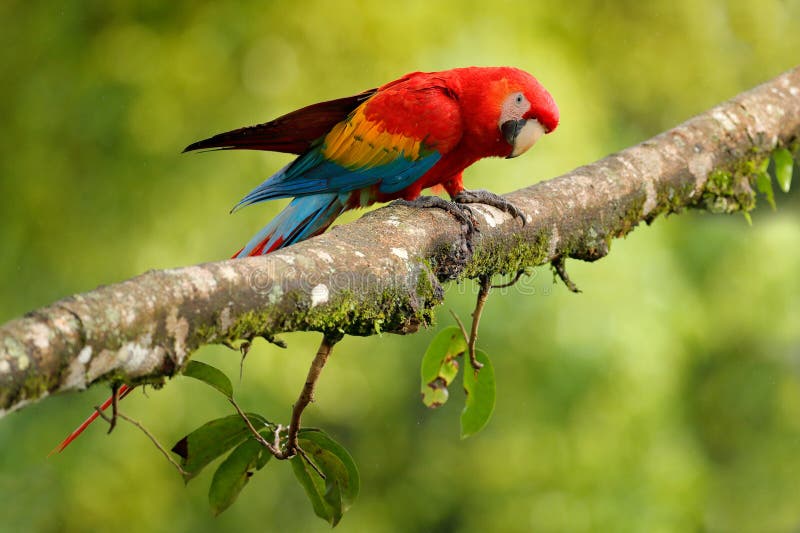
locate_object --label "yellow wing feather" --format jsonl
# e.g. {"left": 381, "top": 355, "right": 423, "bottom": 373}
{"left": 321, "top": 106, "right": 423, "bottom": 169}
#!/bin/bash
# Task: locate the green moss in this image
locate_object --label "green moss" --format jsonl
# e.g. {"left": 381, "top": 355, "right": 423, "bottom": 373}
{"left": 11, "top": 368, "right": 52, "bottom": 409}
{"left": 194, "top": 322, "right": 221, "bottom": 345}
{"left": 700, "top": 154, "right": 763, "bottom": 215}
{"left": 619, "top": 194, "right": 648, "bottom": 233}
{"left": 210, "top": 277, "right": 439, "bottom": 343}
{"left": 97, "top": 368, "right": 166, "bottom": 389}
{"left": 414, "top": 263, "right": 440, "bottom": 310}
{"left": 658, "top": 180, "right": 696, "bottom": 218}
{"left": 462, "top": 230, "right": 551, "bottom": 280}
{"left": 304, "top": 285, "right": 436, "bottom": 335}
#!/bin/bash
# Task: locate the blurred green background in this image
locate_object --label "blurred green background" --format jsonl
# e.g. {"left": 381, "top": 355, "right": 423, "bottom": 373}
{"left": 1, "top": 1, "right": 800, "bottom": 532}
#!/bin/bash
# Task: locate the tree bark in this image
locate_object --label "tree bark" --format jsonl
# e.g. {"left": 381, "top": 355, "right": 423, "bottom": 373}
{"left": 1, "top": 66, "right": 799, "bottom": 416}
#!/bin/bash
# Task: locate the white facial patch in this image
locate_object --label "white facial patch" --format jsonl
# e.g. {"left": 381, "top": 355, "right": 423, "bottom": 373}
{"left": 511, "top": 119, "right": 546, "bottom": 157}
{"left": 500, "top": 91, "right": 531, "bottom": 123}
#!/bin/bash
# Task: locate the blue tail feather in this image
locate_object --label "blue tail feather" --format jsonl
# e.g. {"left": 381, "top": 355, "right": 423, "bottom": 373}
{"left": 235, "top": 193, "right": 346, "bottom": 257}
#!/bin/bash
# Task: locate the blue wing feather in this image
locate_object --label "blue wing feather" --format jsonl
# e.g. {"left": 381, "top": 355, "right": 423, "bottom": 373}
{"left": 232, "top": 147, "right": 440, "bottom": 212}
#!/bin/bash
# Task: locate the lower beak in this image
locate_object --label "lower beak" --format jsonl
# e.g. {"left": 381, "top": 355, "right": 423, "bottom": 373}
{"left": 501, "top": 119, "right": 546, "bottom": 158}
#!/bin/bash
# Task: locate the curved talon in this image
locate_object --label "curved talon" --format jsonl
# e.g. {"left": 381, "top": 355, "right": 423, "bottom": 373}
{"left": 392, "top": 196, "right": 476, "bottom": 231}
{"left": 453, "top": 189, "right": 526, "bottom": 226}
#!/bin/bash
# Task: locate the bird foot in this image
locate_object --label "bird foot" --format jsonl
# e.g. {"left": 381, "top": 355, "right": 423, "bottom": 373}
{"left": 392, "top": 196, "right": 477, "bottom": 259}
{"left": 452, "top": 189, "right": 526, "bottom": 226}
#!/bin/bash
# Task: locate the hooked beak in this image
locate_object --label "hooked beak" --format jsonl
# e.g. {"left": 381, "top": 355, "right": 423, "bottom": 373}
{"left": 501, "top": 118, "right": 546, "bottom": 158}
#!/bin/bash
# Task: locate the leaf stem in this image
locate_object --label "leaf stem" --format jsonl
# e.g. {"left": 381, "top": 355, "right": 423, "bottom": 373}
{"left": 449, "top": 309, "right": 469, "bottom": 348}
{"left": 281, "top": 333, "right": 341, "bottom": 458}
{"left": 297, "top": 447, "right": 326, "bottom": 479}
{"left": 467, "top": 276, "right": 492, "bottom": 370}
{"left": 233, "top": 333, "right": 342, "bottom": 460}
{"left": 228, "top": 397, "right": 282, "bottom": 456}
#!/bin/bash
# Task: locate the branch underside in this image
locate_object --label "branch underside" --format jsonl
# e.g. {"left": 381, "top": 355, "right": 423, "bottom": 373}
{"left": 1, "top": 67, "right": 799, "bottom": 415}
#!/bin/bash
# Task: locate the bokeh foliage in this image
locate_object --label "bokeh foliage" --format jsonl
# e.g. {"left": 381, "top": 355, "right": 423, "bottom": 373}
{"left": 1, "top": 1, "right": 800, "bottom": 531}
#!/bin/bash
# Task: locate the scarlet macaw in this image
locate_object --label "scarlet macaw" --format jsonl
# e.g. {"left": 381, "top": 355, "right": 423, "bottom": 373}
{"left": 52, "top": 67, "right": 558, "bottom": 453}
{"left": 186, "top": 66, "right": 559, "bottom": 257}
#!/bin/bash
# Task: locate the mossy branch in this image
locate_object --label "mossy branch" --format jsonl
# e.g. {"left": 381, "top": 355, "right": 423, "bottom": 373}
{"left": 1, "top": 66, "right": 799, "bottom": 416}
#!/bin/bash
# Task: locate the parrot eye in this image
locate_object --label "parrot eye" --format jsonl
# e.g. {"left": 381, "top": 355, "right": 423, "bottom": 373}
{"left": 499, "top": 91, "right": 532, "bottom": 131}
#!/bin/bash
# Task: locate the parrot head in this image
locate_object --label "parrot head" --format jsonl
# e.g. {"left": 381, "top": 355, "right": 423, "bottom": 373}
{"left": 497, "top": 75, "right": 559, "bottom": 158}
{"left": 456, "top": 67, "right": 559, "bottom": 160}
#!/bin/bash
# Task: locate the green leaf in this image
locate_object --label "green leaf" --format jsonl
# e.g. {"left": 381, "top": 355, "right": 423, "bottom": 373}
{"left": 171, "top": 413, "right": 270, "bottom": 482}
{"left": 460, "top": 350, "right": 496, "bottom": 439}
{"left": 420, "top": 326, "right": 467, "bottom": 408}
{"left": 773, "top": 147, "right": 794, "bottom": 193}
{"left": 291, "top": 428, "right": 359, "bottom": 527}
{"left": 299, "top": 429, "right": 359, "bottom": 508}
{"left": 756, "top": 171, "right": 776, "bottom": 210}
{"left": 291, "top": 453, "right": 331, "bottom": 524}
{"left": 182, "top": 360, "right": 233, "bottom": 398}
{"left": 209, "top": 437, "right": 271, "bottom": 515}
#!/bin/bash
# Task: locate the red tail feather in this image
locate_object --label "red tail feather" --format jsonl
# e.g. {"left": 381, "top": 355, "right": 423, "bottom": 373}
{"left": 49, "top": 384, "right": 134, "bottom": 456}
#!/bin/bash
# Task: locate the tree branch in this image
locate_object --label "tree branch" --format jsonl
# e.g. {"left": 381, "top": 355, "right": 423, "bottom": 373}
{"left": 1, "top": 66, "right": 799, "bottom": 416}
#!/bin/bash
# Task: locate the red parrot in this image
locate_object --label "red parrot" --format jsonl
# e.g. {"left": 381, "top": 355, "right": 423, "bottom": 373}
{"left": 186, "top": 66, "right": 559, "bottom": 256}
{"left": 52, "top": 66, "right": 558, "bottom": 454}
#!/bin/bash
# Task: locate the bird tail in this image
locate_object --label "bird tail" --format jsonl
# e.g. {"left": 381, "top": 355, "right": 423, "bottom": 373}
{"left": 49, "top": 384, "right": 134, "bottom": 456}
{"left": 234, "top": 193, "right": 347, "bottom": 257}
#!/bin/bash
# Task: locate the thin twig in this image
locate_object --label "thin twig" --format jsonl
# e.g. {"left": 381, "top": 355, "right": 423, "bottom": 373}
{"left": 92, "top": 406, "right": 189, "bottom": 476}
{"left": 261, "top": 333, "right": 288, "bottom": 349}
{"left": 467, "top": 276, "right": 492, "bottom": 370}
{"left": 551, "top": 256, "right": 581, "bottom": 293}
{"left": 93, "top": 405, "right": 113, "bottom": 424}
{"left": 228, "top": 334, "right": 341, "bottom": 461}
{"left": 238, "top": 341, "right": 250, "bottom": 384}
{"left": 273, "top": 424, "right": 283, "bottom": 452}
{"left": 491, "top": 269, "right": 527, "bottom": 289}
{"left": 228, "top": 397, "right": 281, "bottom": 456}
{"left": 107, "top": 382, "right": 120, "bottom": 434}
{"left": 116, "top": 412, "right": 190, "bottom": 477}
{"left": 449, "top": 309, "right": 470, "bottom": 348}
{"left": 279, "top": 333, "right": 341, "bottom": 459}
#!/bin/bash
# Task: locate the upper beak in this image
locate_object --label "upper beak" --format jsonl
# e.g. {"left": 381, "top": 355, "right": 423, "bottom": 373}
{"left": 501, "top": 119, "right": 527, "bottom": 147}
{"left": 501, "top": 118, "right": 546, "bottom": 158}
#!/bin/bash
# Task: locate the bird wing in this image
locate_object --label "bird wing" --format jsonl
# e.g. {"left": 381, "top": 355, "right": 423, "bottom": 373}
{"left": 183, "top": 89, "right": 377, "bottom": 154}
{"left": 233, "top": 80, "right": 463, "bottom": 210}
